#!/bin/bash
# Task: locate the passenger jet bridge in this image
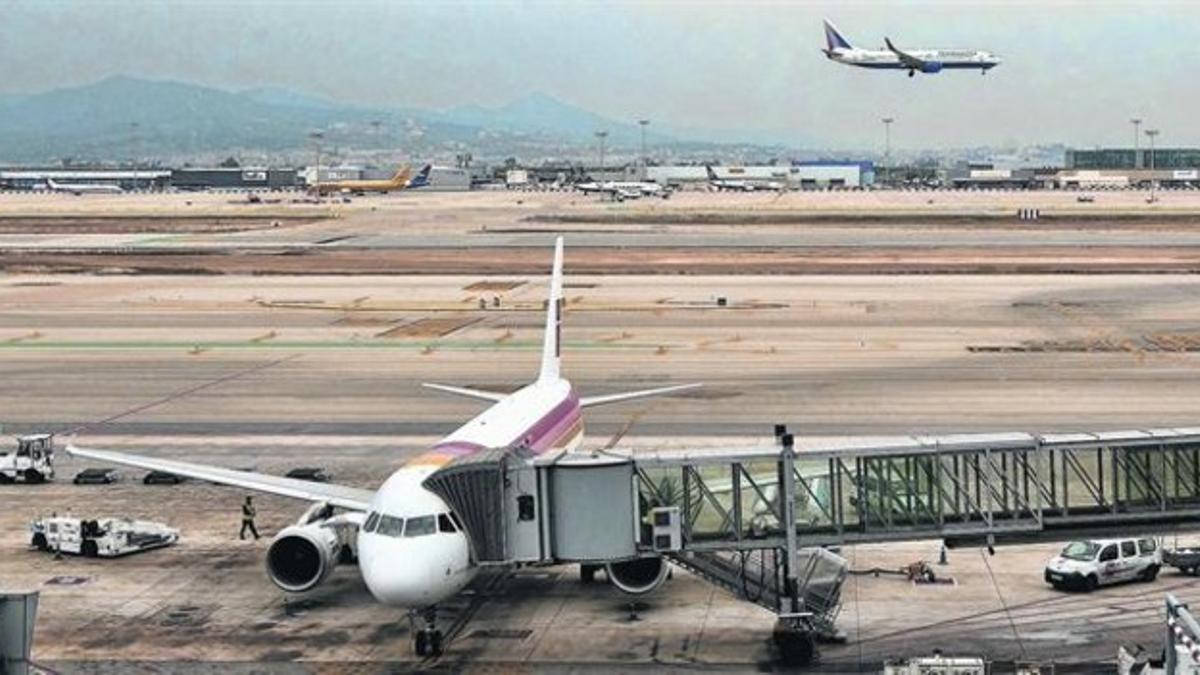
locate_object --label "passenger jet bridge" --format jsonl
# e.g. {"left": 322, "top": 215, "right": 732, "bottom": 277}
{"left": 425, "top": 426, "right": 1200, "bottom": 665}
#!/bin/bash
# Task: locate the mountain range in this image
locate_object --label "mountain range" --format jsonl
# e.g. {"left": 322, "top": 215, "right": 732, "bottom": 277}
{"left": 0, "top": 76, "right": 796, "bottom": 164}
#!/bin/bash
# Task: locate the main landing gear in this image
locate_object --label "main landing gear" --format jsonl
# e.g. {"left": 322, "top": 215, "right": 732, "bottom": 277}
{"left": 412, "top": 606, "right": 445, "bottom": 657}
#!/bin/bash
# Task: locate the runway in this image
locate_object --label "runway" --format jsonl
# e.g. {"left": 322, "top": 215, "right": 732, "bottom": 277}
{"left": 0, "top": 273, "right": 1199, "bottom": 440}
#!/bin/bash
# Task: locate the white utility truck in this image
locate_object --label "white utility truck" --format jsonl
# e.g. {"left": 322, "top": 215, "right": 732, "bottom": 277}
{"left": 0, "top": 434, "right": 55, "bottom": 483}
{"left": 1044, "top": 537, "right": 1161, "bottom": 591}
{"left": 30, "top": 516, "right": 179, "bottom": 557}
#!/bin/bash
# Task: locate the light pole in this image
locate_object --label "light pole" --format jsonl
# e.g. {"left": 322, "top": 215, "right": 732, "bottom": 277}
{"left": 881, "top": 117, "right": 894, "bottom": 186}
{"left": 309, "top": 131, "right": 325, "bottom": 191}
{"left": 1131, "top": 118, "right": 1142, "bottom": 167}
{"left": 1146, "top": 128, "right": 1160, "bottom": 202}
{"left": 638, "top": 119, "right": 650, "bottom": 180}
{"left": 595, "top": 130, "right": 608, "bottom": 181}
{"left": 130, "top": 122, "right": 140, "bottom": 190}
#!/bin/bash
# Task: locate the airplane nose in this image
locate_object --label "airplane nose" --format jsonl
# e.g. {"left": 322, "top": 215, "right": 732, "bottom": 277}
{"left": 358, "top": 532, "right": 447, "bottom": 607}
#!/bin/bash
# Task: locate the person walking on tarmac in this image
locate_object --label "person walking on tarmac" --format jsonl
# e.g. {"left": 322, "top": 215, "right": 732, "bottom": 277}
{"left": 240, "top": 496, "right": 260, "bottom": 540}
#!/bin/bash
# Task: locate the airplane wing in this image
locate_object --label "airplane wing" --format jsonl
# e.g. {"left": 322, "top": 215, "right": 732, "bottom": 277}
{"left": 66, "top": 444, "right": 374, "bottom": 511}
{"left": 884, "top": 37, "right": 927, "bottom": 69}
{"left": 422, "top": 382, "right": 508, "bottom": 403}
{"left": 580, "top": 383, "right": 702, "bottom": 408}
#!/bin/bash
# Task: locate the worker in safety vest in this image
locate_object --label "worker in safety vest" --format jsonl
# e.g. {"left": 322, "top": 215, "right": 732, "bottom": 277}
{"left": 239, "top": 496, "right": 260, "bottom": 540}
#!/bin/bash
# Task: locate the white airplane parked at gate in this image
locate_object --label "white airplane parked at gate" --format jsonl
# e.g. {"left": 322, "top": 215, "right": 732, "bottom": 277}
{"left": 46, "top": 178, "right": 124, "bottom": 195}
{"left": 67, "top": 237, "right": 700, "bottom": 657}
{"left": 822, "top": 19, "right": 1000, "bottom": 77}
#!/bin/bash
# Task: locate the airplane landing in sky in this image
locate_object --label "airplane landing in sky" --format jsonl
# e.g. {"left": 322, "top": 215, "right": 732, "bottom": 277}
{"left": 822, "top": 19, "right": 1000, "bottom": 77}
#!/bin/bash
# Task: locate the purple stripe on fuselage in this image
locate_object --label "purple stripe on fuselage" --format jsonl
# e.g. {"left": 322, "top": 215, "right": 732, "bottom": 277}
{"left": 520, "top": 390, "right": 581, "bottom": 452}
{"left": 429, "top": 390, "right": 581, "bottom": 458}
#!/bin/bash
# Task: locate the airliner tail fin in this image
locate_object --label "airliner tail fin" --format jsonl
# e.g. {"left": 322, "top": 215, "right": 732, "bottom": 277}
{"left": 538, "top": 236, "right": 564, "bottom": 382}
{"left": 824, "top": 19, "right": 852, "bottom": 51}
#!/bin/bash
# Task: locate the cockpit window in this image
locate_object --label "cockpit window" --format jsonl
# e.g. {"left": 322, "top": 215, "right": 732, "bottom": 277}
{"left": 404, "top": 515, "right": 436, "bottom": 537}
{"left": 437, "top": 514, "right": 456, "bottom": 533}
{"left": 362, "top": 512, "right": 381, "bottom": 533}
{"left": 376, "top": 515, "right": 405, "bottom": 537}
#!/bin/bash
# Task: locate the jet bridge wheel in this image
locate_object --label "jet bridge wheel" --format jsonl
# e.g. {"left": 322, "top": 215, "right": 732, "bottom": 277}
{"left": 773, "top": 624, "right": 816, "bottom": 667}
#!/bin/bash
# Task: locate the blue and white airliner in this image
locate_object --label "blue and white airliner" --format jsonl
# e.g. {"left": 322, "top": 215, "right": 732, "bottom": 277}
{"left": 822, "top": 19, "right": 1000, "bottom": 77}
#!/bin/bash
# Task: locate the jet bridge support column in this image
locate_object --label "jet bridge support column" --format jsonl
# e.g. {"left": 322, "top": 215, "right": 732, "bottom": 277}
{"left": 780, "top": 433, "right": 800, "bottom": 615}
{"left": 773, "top": 432, "right": 822, "bottom": 665}
{"left": 0, "top": 591, "right": 38, "bottom": 675}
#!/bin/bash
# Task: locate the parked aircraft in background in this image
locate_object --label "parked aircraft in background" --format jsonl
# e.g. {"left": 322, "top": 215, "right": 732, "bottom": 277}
{"left": 822, "top": 19, "right": 1000, "bottom": 77}
{"left": 705, "top": 166, "right": 783, "bottom": 192}
{"left": 406, "top": 164, "right": 432, "bottom": 189}
{"left": 575, "top": 180, "right": 671, "bottom": 200}
{"left": 46, "top": 178, "right": 124, "bottom": 195}
{"left": 314, "top": 164, "right": 432, "bottom": 195}
{"left": 68, "top": 237, "right": 700, "bottom": 658}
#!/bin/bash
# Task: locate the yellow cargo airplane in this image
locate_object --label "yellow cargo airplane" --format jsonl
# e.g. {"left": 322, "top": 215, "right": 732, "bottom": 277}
{"left": 313, "top": 164, "right": 431, "bottom": 195}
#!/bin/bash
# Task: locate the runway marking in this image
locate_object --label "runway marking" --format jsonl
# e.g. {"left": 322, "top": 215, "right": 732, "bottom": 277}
{"left": 0, "top": 339, "right": 659, "bottom": 351}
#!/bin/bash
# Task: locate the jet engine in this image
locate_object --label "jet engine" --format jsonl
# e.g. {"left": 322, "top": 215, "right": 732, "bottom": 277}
{"left": 921, "top": 61, "right": 944, "bottom": 73}
{"left": 266, "top": 522, "right": 342, "bottom": 593}
{"left": 606, "top": 556, "right": 670, "bottom": 595}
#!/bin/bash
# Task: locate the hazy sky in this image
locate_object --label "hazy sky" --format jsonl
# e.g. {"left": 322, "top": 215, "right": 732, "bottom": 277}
{"left": 1, "top": 0, "right": 1195, "bottom": 148}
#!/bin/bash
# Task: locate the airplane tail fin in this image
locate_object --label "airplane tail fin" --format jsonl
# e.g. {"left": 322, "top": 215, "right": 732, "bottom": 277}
{"left": 408, "top": 164, "right": 432, "bottom": 188}
{"left": 884, "top": 37, "right": 899, "bottom": 53}
{"left": 824, "top": 19, "right": 852, "bottom": 51}
{"left": 538, "top": 236, "right": 564, "bottom": 382}
{"left": 390, "top": 165, "right": 413, "bottom": 187}
{"left": 705, "top": 165, "right": 718, "bottom": 180}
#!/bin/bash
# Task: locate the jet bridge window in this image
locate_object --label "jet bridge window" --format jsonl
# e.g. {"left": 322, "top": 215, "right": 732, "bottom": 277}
{"left": 437, "top": 514, "right": 456, "bottom": 533}
{"left": 404, "top": 515, "right": 436, "bottom": 537}
{"left": 376, "top": 515, "right": 405, "bottom": 537}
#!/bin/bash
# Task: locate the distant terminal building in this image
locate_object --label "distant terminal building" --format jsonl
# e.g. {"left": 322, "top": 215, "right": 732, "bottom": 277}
{"left": 1062, "top": 148, "right": 1200, "bottom": 188}
{"left": 0, "top": 169, "right": 170, "bottom": 190}
{"left": 171, "top": 167, "right": 298, "bottom": 190}
{"left": 947, "top": 162, "right": 1039, "bottom": 189}
{"left": 790, "top": 161, "right": 874, "bottom": 188}
{"left": 300, "top": 166, "right": 365, "bottom": 186}
{"left": 646, "top": 162, "right": 873, "bottom": 189}
{"left": 1066, "top": 148, "right": 1200, "bottom": 170}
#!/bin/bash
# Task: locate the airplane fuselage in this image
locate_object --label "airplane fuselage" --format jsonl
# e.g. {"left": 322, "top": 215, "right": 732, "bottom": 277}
{"left": 825, "top": 47, "right": 999, "bottom": 74}
{"left": 356, "top": 377, "right": 583, "bottom": 609}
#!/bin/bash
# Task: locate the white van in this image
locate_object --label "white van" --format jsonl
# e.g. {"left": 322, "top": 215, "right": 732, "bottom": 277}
{"left": 1044, "top": 537, "right": 1161, "bottom": 591}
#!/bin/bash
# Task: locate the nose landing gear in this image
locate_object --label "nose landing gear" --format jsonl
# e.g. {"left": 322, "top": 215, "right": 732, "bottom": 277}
{"left": 412, "top": 606, "right": 445, "bottom": 657}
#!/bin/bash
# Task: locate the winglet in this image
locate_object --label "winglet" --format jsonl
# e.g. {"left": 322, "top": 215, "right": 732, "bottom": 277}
{"left": 884, "top": 37, "right": 898, "bottom": 53}
{"left": 538, "top": 236, "right": 564, "bottom": 382}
